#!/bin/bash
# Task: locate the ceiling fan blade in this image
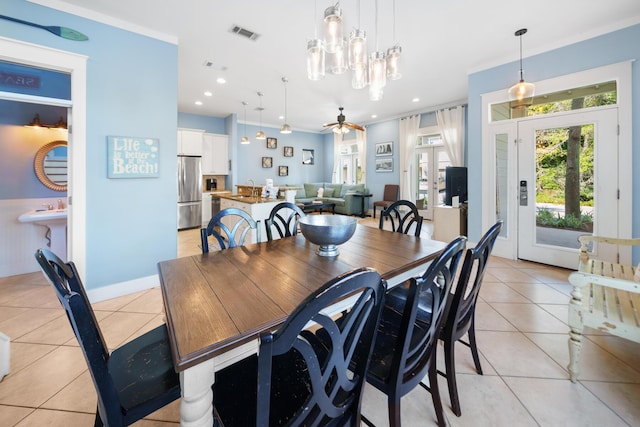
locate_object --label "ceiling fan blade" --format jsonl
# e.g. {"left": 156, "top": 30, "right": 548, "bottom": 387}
{"left": 345, "top": 122, "right": 365, "bottom": 131}
{"left": 323, "top": 122, "right": 339, "bottom": 127}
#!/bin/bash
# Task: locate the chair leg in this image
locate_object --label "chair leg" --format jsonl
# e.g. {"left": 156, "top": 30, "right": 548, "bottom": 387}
{"left": 428, "top": 361, "right": 446, "bottom": 427}
{"left": 373, "top": 206, "right": 377, "bottom": 219}
{"left": 388, "top": 394, "right": 402, "bottom": 427}
{"left": 443, "top": 338, "right": 461, "bottom": 417}
{"left": 467, "top": 322, "right": 483, "bottom": 375}
{"left": 93, "top": 407, "right": 104, "bottom": 427}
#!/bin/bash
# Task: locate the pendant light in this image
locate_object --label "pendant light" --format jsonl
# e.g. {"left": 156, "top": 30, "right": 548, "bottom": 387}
{"left": 368, "top": 0, "right": 386, "bottom": 101}
{"left": 255, "top": 92, "right": 265, "bottom": 140}
{"left": 307, "top": 0, "right": 325, "bottom": 80}
{"left": 323, "top": 2, "right": 343, "bottom": 54}
{"left": 508, "top": 28, "right": 535, "bottom": 108}
{"left": 349, "top": 0, "right": 367, "bottom": 89}
{"left": 280, "top": 77, "right": 292, "bottom": 134}
{"left": 240, "top": 101, "right": 250, "bottom": 144}
{"left": 386, "top": 0, "right": 402, "bottom": 80}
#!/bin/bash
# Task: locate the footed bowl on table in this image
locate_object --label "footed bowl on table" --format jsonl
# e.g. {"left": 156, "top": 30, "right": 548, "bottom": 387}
{"left": 299, "top": 215, "right": 357, "bottom": 257}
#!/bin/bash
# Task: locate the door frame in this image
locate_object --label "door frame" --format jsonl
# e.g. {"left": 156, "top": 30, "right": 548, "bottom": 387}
{"left": 481, "top": 61, "right": 632, "bottom": 266}
{"left": 0, "top": 36, "right": 88, "bottom": 278}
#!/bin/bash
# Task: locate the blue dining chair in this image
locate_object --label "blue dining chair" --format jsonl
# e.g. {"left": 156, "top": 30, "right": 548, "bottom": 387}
{"left": 34, "top": 248, "right": 181, "bottom": 427}
{"left": 212, "top": 267, "right": 387, "bottom": 427}
{"left": 201, "top": 207, "right": 260, "bottom": 252}
{"left": 265, "top": 201, "right": 305, "bottom": 241}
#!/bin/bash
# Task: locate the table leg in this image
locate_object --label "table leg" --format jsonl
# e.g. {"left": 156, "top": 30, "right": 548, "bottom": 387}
{"left": 179, "top": 359, "right": 215, "bottom": 427}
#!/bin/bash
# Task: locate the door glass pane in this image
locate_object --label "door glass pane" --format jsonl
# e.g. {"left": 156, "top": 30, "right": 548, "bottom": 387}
{"left": 535, "top": 124, "right": 594, "bottom": 248}
{"left": 436, "top": 149, "right": 450, "bottom": 206}
{"left": 417, "top": 151, "right": 428, "bottom": 207}
{"left": 495, "top": 133, "right": 509, "bottom": 237}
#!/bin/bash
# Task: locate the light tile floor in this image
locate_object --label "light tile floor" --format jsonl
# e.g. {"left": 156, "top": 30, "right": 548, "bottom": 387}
{"left": 1, "top": 218, "right": 639, "bottom": 426}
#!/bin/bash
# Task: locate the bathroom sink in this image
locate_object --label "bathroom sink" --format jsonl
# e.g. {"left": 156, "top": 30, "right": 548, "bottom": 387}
{"left": 18, "top": 209, "right": 67, "bottom": 261}
{"left": 18, "top": 209, "right": 68, "bottom": 223}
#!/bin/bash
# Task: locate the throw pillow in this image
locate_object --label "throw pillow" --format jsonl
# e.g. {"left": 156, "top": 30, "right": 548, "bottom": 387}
{"left": 317, "top": 187, "right": 324, "bottom": 198}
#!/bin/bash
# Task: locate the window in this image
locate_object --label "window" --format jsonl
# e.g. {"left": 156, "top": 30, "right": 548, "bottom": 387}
{"left": 491, "top": 81, "right": 617, "bottom": 122}
{"left": 339, "top": 143, "right": 361, "bottom": 184}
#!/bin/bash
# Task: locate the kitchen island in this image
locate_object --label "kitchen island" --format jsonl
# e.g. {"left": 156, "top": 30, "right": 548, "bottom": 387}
{"left": 218, "top": 194, "right": 288, "bottom": 243}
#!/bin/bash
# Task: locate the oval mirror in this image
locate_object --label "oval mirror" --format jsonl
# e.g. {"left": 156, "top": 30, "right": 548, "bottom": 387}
{"left": 34, "top": 140, "right": 67, "bottom": 192}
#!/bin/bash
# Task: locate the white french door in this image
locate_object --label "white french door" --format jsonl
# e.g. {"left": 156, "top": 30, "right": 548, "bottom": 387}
{"left": 517, "top": 108, "right": 618, "bottom": 268}
{"left": 416, "top": 145, "right": 450, "bottom": 220}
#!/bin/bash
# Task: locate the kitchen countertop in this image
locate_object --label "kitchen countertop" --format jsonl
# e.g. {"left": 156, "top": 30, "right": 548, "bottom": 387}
{"left": 203, "top": 190, "right": 231, "bottom": 196}
{"left": 218, "top": 193, "right": 285, "bottom": 204}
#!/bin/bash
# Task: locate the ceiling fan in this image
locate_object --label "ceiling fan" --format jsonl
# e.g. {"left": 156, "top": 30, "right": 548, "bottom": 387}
{"left": 323, "top": 107, "right": 364, "bottom": 134}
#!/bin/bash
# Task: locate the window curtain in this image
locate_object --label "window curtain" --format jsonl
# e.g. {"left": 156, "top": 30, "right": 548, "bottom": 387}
{"left": 399, "top": 115, "right": 420, "bottom": 201}
{"left": 332, "top": 132, "right": 344, "bottom": 184}
{"left": 436, "top": 105, "right": 465, "bottom": 166}
{"left": 355, "top": 128, "right": 366, "bottom": 184}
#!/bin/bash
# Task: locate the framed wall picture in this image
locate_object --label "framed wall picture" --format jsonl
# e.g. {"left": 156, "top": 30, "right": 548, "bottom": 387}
{"left": 375, "top": 141, "right": 393, "bottom": 156}
{"left": 302, "top": 148, "right": 314, "bottom": 165}
{"left": 278, "top": 165, "right": 289, "bottom": 176}
{"left": 262, "top": 156, "right": 273, "bottom": 168}
{"left": 267, "top": 137, "right": 277, "bottom": 149}
{"left": 283, "top": 146, "right": 294, "bottom": 157}
{"left": 375, "top": 157, "right": 393, "bottom": 172}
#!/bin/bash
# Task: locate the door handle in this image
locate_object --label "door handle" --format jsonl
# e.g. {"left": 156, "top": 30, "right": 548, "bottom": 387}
{"left": 519, "top": 180, "right": 528, "bottom": 206}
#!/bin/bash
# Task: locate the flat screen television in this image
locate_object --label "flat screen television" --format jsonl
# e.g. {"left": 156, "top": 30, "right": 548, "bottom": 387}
{"left": 444, "top": 166, "right": 467, "bottom": 206}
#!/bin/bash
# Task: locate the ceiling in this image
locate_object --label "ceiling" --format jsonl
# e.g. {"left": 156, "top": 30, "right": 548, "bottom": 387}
{"left": 32, "top": 0, "right": 640, "bottom": 133}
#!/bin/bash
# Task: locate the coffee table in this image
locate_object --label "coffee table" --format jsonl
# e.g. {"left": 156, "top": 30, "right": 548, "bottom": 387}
{"left": 300, "top": 201, "right": 336, "bottom": 214}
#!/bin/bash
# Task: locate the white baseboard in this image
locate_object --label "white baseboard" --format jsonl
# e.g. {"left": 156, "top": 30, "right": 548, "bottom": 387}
{"left": 86, "top": 274, "right": 160, "bottom": 303}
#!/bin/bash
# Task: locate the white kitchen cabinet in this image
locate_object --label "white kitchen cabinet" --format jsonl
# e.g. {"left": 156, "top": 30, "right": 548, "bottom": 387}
{"left": 201, "top": 193, "right": 211, "bottom": 226}
{"left": 177, "top": 129, "right": 204, "bottom": 156}
{"left": 202, "top": 133, "right": 228, "bottom": 175}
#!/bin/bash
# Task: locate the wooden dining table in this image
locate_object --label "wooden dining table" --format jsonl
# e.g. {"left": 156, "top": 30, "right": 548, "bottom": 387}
{"left": 158, "top": 224, "right": 446, "bottom": 427}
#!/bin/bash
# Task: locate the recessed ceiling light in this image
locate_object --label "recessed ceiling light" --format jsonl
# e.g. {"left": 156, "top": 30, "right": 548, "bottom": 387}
{"left": 216, "top": 77, "right": 226, "bottom": 84}
{"left": 278, "top": 115, "right": 284, "bottom": 120}
{"left": 412, "top": 97, "right": 420, "bottom": 103}
{"left": 204, "top": 91, "right": 213, "bottom": 97}
{"left": 195, "top": 100, "right": 203, "bottom": 106}
{"left": 371, "top": 114, "right": 377, "bottom": 119}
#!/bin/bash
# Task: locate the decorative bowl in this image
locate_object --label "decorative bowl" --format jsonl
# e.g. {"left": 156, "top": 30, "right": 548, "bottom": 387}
{"left": 299, "top": 215, "right": 357, "bottom": 257}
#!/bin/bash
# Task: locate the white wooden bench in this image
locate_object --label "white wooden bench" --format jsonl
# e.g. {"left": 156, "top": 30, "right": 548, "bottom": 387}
{"left": 568, "top": 235, "right": 640, "bottom": 382}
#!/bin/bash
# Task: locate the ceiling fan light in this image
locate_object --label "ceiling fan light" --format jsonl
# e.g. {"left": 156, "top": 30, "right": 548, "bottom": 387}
{"left": 333, "top": 125, "right": 349, "bottom": 134}
{"left": 307, "top": 39, "right": 325, "bottom": 81}
{"left": 386, "top": 45, "right": 402, "bottom": 80}
{"left": 323, "top": 5, "right": 343, "bottom": 54}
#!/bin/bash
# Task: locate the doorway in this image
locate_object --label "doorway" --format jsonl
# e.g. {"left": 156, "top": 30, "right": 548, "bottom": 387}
{"left": 0, "top": 37, "right": 87, "bottom": 278}
{"left": 517, "top": 108, "right": 618, "bottom": 268}
{"left": 416, "top": 145, "right": 450, "bottom": 220}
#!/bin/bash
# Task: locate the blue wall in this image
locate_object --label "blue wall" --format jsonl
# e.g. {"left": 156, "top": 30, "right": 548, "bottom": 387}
{"left": 1, "top": 0, "right": 179, "bottom": 289}
{"left": 467, "top": 24, "right": 640, "bottom": 249}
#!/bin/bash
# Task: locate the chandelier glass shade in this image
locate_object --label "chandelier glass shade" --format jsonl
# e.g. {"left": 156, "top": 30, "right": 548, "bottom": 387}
{"left": 508, "top": 28, "right": 535, "bottom": 108}
{"left": 323, "top": 5, "right": 343, "bottom": 54}
{"left": 307, "top": 39, "right": 325, "bottom": 81}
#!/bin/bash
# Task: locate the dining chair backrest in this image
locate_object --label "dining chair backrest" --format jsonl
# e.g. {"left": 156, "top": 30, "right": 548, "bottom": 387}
{"left": 34, "top": 248, "right": 180, "bottom": 427}
{"left": 212, "top": 268, "right": 387, "bottom": 427}
{"left": 439, "top": 220, "right": 502, "bottom": 416}
{"left": 379, "top": 199, "right": 424, "bottom": 237}
{"left": 265, "top": 201, "right": 305, "bottom": 241}
{"left": 446, "top": 220, "right": 502, "bottom": 341}
{"left": 201, "top": 207, "right": 260, "bottom": 252}
{"left": 364, "top": 236, "right": 466, "bottom": 426}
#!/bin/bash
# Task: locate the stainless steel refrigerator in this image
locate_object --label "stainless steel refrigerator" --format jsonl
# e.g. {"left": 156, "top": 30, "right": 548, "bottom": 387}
{"left": 177, "top": 155, "right": 202, "bottom": 230}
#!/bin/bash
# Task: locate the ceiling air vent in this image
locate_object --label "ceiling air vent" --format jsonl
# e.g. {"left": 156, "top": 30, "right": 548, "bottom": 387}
{"left": 230, "top": 25, "right": 260, "bottom": 41}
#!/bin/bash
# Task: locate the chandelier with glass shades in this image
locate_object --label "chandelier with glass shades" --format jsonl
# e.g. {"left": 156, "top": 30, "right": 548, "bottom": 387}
{"left": 307, "top": 0, "right": 402, "bottom": 101}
